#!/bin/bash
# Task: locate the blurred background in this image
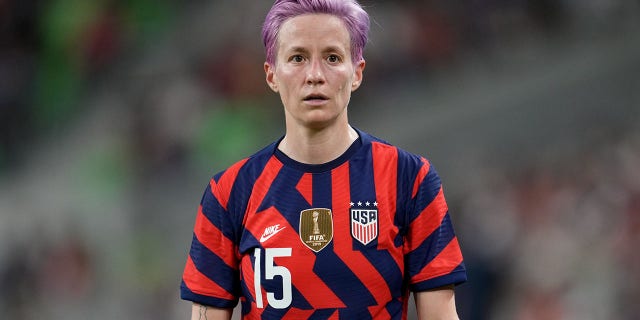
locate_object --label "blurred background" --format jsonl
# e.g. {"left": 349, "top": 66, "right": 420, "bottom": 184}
{"left": 1, "top": 0, "right": 639, "bottom": 319}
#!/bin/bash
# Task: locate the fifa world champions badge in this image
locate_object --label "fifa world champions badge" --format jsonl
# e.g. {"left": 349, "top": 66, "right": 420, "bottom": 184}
{"left": 299, "top": 208, "right": 333, "bottom": 252}
{"left": 350, "top": 200, "right": 379, "bottom": 245}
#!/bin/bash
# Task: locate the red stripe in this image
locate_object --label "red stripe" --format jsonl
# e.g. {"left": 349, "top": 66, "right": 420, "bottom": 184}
{"left": 194, "top": 205, "right": 238, "bottom": 267}
{"left": 365, "top": 224, "right": 370, "bottom": 243}
{"left": 412, "top": 237, "right": 463, "bottom": 283}
{"left": 244, "top": 156, "right": 282, "bottom": 222}
{"left": 412, "top": 158, "right": 430, "bottom": 199}
{"left": 211, "top": 158, "right": 249, "bottom": 211}
{"left": 327, "top": 310, "right": 339, "bottom": 319}
{"left": 332, "top": 163, "right": 391, "bottom": 318}
{"left": 369, "top": 223, "right": 376, "bottom": 243}
{"left": 352, "top": 221, "right": 357, "bottom": 240}
{"left": 371, "top": 142, "right": 402, "bottom": 267}
{"left": 183, "top": 256, "right": 235, "bottom": 300}
{"left": 296, "top": 172, "right": 313, "bottom": 206}
{"left": 406, "top": 187, "right": 448, "bottom": 252}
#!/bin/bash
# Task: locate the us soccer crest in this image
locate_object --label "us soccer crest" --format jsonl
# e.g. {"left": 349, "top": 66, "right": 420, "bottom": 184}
{"left": 350, "top": 201, "right": 378, "bottom": 245}
{"left": 299, "top": 208, "right": 333, "bottom": 252}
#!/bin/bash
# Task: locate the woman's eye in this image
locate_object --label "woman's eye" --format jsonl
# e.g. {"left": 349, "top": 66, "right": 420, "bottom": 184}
{"left": 327, "top": 55, "right": 341, "bottom": 63}
{"left": 291, "top": 55, "right": 304, "bottom": 63}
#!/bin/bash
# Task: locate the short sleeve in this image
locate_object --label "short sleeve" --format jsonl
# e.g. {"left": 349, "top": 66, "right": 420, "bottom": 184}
{"left": 180, "top": 179, "right": 240, "bottom": 308}
{"left": 404, "top": 159, "right": 467, "bottom": 291}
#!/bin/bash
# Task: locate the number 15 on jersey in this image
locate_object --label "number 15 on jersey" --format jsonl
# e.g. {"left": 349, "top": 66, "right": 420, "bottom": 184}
{"left": 254, "top": 248, "right": 293, "bottom": 309}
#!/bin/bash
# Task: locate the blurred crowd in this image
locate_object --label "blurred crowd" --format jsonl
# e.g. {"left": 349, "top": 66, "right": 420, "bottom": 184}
{"left": 1, "top": 0, "right": 639, "bottom": 319}
{"left": 456, "top": 127, "right": 640, "bottom": 319}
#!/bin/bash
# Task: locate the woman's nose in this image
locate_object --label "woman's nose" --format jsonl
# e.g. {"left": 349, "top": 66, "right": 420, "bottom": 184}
{"left": 306, "top": 60, "right": 325, "bottom": 85}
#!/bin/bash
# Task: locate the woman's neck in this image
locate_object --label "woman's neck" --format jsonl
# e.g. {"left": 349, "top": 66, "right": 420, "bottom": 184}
{"left": 278, "top": 123, "right": 358, "bottom": 165}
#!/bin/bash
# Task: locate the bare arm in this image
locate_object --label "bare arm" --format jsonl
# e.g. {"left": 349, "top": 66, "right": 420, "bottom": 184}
{"left": 414, "top": 285, "right": 459, "bottom": 320}
{"left": 190, "top": 303, "right": 233, "bottom": 320}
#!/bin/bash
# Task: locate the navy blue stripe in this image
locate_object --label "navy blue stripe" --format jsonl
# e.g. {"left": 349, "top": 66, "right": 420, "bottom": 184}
{"left": 240, "top": 299, "right": 251, "bottom": 318}
{"left": 200, "top": 184, "right": 236, "bottom": 244}
{"left": 394, "top": 149, "right": 424, "bottom": 247}
{"left": 261, "top": 306, "right": 289, "bottom": 319}
{"left": 268, "top": 167, "right": 308, "bottom": 231}
{"left": 406, "top": 213, "right": 456, "bottom": 279}
{"left": 359, "top": 248, "right": 404, "bottom": 299}
{"left": 338, "top": 307, "right": 373, "bottom": 319}
{"left": 238, "top": 271, "right": 254, "bottom": 306}
{"left": 310, "top": 308, "right": 338, "bottom": 319}
{"left": 385, "top": 297, "right": 403, "bottom": 319}
{"left": 290, "top": 284, "right": 313, "bottom": 310}
{"left": 409, "top": 163, "right": 442, "bottom": 224}
{"left": 255, "top": 287, "right": 317, "bottom": 319}
{"left": 348, "top": 140, "right": 377, "bottom": 248}
{"left": 312, "top": 171, "right": 332, "bottom": 208}
{"left": 313, "top": 246, "right": 377, "bottom": 307}
{"left": 258, "top": 166, "right": 305, "bottom": 213}
{"left": 189, "top": 235, "right": 239, "bottom": 295}
{"left": 238, "top": 229, "right": 260, "bottom": 260}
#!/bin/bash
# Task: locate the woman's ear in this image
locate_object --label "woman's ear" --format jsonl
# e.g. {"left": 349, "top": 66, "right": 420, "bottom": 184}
{"left": 265, "top": 62, "right": 278, "bottom": 92}
{"left": 351, "top": 59, "right": 366, "bottom": 91}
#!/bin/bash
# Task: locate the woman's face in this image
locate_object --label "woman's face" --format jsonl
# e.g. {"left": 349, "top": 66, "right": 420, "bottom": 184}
{"left": 265, "top": 14, "right": 365, "bottom": 130}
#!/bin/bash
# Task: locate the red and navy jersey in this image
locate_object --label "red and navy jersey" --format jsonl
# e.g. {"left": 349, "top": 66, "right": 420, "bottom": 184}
{"left": 181, "top": 129, "right": 466, "bottom": 319}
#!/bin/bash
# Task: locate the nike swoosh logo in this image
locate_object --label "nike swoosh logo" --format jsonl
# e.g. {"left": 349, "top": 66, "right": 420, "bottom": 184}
{"left": 260, "top": 226, "right": 286, "bottom": 243}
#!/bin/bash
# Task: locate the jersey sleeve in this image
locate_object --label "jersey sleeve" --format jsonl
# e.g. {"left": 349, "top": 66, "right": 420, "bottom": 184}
{"left": 180, "top": 177, "right": 240, "bottom": 308}
{"left": 404, "top": 158, "right": 467, "bottom": 291}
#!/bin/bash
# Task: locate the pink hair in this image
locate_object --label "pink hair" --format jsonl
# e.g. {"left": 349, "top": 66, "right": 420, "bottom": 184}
{"left": 262, "top": 0, "right": 370, "bottom": 65}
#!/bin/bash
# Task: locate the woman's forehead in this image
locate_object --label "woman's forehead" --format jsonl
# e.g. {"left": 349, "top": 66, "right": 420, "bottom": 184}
{"left": 277, "top": 14, "right": 351, "bottom": 52}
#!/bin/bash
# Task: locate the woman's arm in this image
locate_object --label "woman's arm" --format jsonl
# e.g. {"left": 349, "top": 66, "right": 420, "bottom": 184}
{"left": 190, "top": 303, "right": 233, "bottom": 320}
{"left": 414, "top": 285, "right": 460, "bottom": 320}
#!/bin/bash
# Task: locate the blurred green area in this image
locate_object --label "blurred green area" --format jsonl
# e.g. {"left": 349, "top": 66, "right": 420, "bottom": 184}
{"left": 19, "top": 0, "right": 175, "bottom": 141}
{"left": 192, "top": 100, "right": 280, "bottom": 172}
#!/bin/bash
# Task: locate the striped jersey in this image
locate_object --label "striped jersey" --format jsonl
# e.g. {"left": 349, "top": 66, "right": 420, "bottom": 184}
{"left": 181, "top": 129, "right": 466, "bottom": 319}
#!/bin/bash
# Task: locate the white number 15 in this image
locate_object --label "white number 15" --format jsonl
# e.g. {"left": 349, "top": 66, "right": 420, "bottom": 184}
{"left": 254, "top": 248, "right": 292, "bottom": 309}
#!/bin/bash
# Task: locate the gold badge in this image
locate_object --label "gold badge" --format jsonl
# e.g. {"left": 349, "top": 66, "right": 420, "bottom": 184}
{"left": 299, "top": 208, "right": 333, "bottom": 252}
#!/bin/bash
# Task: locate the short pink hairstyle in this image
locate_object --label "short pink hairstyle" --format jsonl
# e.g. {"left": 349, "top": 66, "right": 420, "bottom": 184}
{"left": 262, "top": 0, "right": 370, "bottom": 65}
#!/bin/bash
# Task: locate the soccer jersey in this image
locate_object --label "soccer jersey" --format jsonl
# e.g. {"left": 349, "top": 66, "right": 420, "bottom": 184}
{"left": 181, "top": 129, "right": 466, "bottom": 319}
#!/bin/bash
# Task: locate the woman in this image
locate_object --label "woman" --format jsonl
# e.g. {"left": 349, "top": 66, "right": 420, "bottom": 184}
{"left": 181, "top": 1, "right": 466, "bottom": 319}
